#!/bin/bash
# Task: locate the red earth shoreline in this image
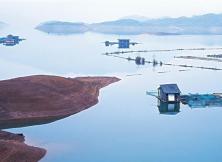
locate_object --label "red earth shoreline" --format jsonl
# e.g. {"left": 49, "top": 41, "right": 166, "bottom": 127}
{"left": 0, "top": 75, "right": 120, "bottom": 162}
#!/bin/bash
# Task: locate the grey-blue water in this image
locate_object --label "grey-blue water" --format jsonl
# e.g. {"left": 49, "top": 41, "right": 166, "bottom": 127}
{"left": 1, "top": 26, "right": 222, "bottom": 162}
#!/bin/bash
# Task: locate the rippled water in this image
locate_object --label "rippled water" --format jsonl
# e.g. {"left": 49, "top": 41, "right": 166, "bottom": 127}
{"left": 2, "top": 26, "right": 222, "bottom": 162}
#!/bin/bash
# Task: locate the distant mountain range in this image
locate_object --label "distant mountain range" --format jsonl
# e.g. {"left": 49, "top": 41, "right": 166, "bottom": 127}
{"left": 36, "top": 13, "right": 222, "bottom": 35}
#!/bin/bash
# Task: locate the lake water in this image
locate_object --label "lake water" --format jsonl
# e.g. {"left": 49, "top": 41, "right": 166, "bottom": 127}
{"left": 1, "top": 26, "right": 222, "bottom": 162}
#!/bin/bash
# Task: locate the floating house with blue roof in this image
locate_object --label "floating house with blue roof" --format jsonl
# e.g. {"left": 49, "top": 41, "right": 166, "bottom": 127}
{"left": 104, "top": 39, "right": 139, "bottom": 48}
{"left": 158, "top": 84, "right": 181, "bottom": 102}
{"left": 0, "top": 35, "right": 25, "bottom": 46}
{"left": 118, "top": 39, "right": 130, "bottom": 48}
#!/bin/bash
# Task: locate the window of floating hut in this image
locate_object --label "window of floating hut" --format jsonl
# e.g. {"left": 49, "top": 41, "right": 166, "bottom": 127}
{"left": 118, "top": 39, "right": 130, "bottom": 48}
{"left": 158, "top": 84, "right": 181, "bottom": 102}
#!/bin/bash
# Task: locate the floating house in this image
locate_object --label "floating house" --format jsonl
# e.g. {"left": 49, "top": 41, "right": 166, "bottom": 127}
{"left": 157, "top": 100, "right": 180, "bottom": 115}
{"left": 135, "top": 56, "right": 145, "bottom": 65}
{"left": 104, "top": 41, "right": 111, "bottom": 47}
{"left": 158, "top": 84, "right": 181, "bottom": 102}
{"left": 0, "top": 35, "right": 25, "bottom": 46}
{"left": 118, "top": 39, "right": 130, "bottom": 48}
{"left": 104, "top": 39, "right": 139, "bottom": 48}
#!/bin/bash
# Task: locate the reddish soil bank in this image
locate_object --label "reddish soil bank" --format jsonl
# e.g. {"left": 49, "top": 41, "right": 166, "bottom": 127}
{"left": 0, "top": 131, "right": 46, "bottom": 162}
{"left": 0, "top": 75, "right": 120, "bottom": 128}
{"left": 0, "top": 75, "right": 120, "bottom": 162}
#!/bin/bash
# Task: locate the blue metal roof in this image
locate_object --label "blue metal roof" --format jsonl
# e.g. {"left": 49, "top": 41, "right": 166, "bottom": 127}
{"left": 118, "top": 39, "right": 130, "bottom": 48}
{"left": 159, "top": 84, "right": 181, "bottom": 94}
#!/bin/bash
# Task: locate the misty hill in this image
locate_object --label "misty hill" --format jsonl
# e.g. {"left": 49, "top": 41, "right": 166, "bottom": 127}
{"left": 36, "top": 13, "right": 222, "bottom": 35}
{"left": 35, "top": 21, "right": 89, "bottom": 34}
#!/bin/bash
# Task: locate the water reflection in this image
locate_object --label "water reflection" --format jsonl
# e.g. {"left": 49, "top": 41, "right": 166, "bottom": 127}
{"left": 0, "top": 115, "right": 69, "bottom": 129}
{"left": 181, "top": 94, "right": 222, "bottom": 109}
{"left": 157, "top": 99, "right": 180, "bottom": 115}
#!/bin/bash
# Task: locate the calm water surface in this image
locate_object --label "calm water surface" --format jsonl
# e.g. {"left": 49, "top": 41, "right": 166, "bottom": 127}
{"left": 1, "top": 26, "right": 222, "bottom": 162}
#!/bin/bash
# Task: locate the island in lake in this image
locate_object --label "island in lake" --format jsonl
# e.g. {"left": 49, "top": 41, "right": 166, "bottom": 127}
{"left": 36, "top": 13, "right": 222, "bottom": 35}
{"left": 36, "top": 21, "right": 89, "bottom": 35}
{"left": 0, "top": 75, "right": 120, "bottom": 162}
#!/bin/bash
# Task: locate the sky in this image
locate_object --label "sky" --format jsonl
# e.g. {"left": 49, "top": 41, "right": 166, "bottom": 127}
{"left": 0, "top": 0, "right": 222, "bottom": 26}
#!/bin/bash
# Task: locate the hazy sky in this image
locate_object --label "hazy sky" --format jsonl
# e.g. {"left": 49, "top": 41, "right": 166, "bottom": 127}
{"left": 0, "top": 0, "right": 222, "bottom": 25}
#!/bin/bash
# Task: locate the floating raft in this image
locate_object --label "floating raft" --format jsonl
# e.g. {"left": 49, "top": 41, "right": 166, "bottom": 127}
{"left": 181, "top": 94, "right": 222, "bottom": 108}
{"left": 103, "top": 47, "right": 222, "bottom": 55}
{"left": 207, "top": 54, "right": 222, "bottom": 58}
{"left": 146, "top": 91, "right": 222, "bottom": 108}
{"left": 103, "top": 54, "right": 222, "bottom": 71}
{"left": 175, "top": 56, "right": 222, "bottom": 62}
